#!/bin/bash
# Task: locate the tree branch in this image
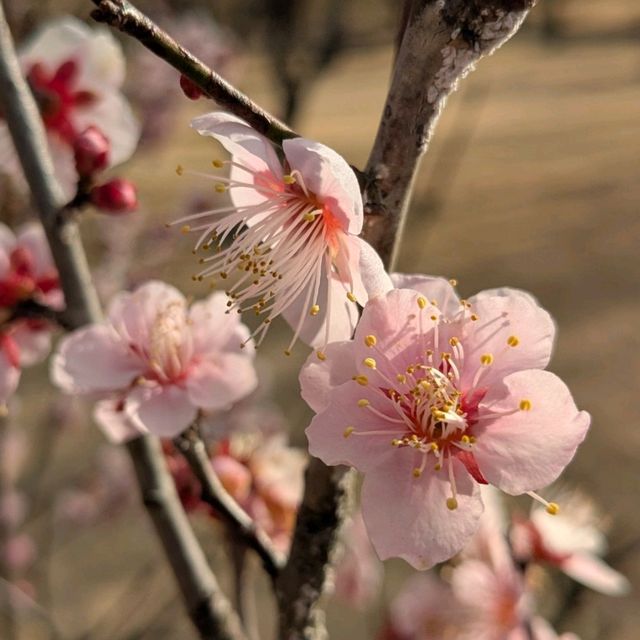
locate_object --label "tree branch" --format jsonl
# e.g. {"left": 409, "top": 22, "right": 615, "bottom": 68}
{"left": 174, "top": 429, "right": 285, "bottom": 580}
{"left": 364, "top": 0, "right": 536, "bottom": 268}
{"left": 0, "top": 4, "right": 246, "bottom": 638}
{"left": 90, "top": 0, "right": 295, "bottom": 145}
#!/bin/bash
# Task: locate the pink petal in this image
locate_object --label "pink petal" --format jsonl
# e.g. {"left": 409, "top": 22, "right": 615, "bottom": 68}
{"left": 391, "top": 273, "right": 462, "bottom": 316}
{"left": 188, "top": 291, "right": 254, "bottom": 357}
{"left": 50, "top": 324, "right": 143, "bottom": 393}
{"left": 11, "top": 323, "right": 51, "bottom": 367}
{"left": 0, "top": 224, "right": 16, "bottom": 278}
{"left": 306, "top": 382, "right": 400, "bottom": 472}
{"left": 0, "top": 350, "right": 20, "bottom": 406}
{"left": 561, "top": 552, "right": 630, "bottom": 596}
{"left": 125, "top": 384, "right": 197, "bottom": 438}
{"left": 191, "top": 112, "right": 283, "bottom": 209}
{"left": 46, "top": 135, "right": 78, "bottom": 202}
{"left": 349, "top": 237, "right": 393, "bottom": 302}
{"left": 361, "top": 451, "right": 483, "bottom": 569}
{"left": 281, "top": 273, "right": 359, "bottom": 348}
{"left": 300, "top": 340, "right": 355, "bottom": 413}
{"left": 460, "top": 288, "right": 556, "bottom": 389}
{"left": 186, "top": 353, "right": 258, "bottom": 411}
{"left": 474, "top": 370, "right": 590, "bottom": 495}
{"left": 282, "top": 138, "right": 363, "bottom": 234}
{"left": 16, "top": 223, "right": 55, "bottom": 281}
{"left": 94, "top": 397, "right": 145, "bottom": 443}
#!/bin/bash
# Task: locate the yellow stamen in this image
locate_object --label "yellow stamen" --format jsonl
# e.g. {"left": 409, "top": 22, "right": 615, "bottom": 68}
{"left": 480, "top": 353, "right": 494, "bottom": 366}
{"left": 396, "top": 374, "right": 407, "bottom": 384}
{"left": 215, "top": 183, "right": 227, "bottom": 193}
{"left": 283, "top": 174, "right": 296, "bottom": 185}
{"left": 180, "top": 225, "right": 191, "bottom": 234}
{"left": 343, "top": 426, "right": 354, "bottom": 438}
{"left": 507, "top": 335, "right": 520, "bottom": 347}
{"left": 449, "top": 337, "right": 459, "bottom": 347}
{"left": 353, "top": 375, "right": 368, "bottom": 386}
{"left": 417, "top": 296, "right": 427, "bottom": 309}
{"left": 363, "top": 357, "right": 377, "bottom": 370}
{"left": 357, "top": 399, "right": 370, "bottom": 408}
{"left": 310, "top": 304, "right": 320, "bottom": 316}
{"left": 212, "top": 159, "right": 224, "bottom": 168}
{"left": 175, "top": 165, "right": 184, "bottom": 176}
{"left": 346, "top": 292, "right": 357, "bottom": 303}
{"left": 546, "top": 502, "right": 560, "bottom": 515}
{"left": 412, "top": 468, "right": 422, "bottom": 478}
{"left": 364, "top": 335, "right": 377, "bottom": 347}
{"left": 303, "top": 212, "right": 316, "bottom": 222}
{"left": 316, "top": 350, "right": 326, "bottom": 361}
{"left": 449, "top": 278, "right": 458, "bottom": 286}
{"left": 446, "top": 497, "right": 458, "bottom": 510}
{"left": 519, "top": 399, "right": 532, "bottom": 411}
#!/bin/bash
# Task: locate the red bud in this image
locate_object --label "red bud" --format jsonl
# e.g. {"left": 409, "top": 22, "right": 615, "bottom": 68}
{"left": 179, "top": 74, "right": 204, "bottom": 100}
{"left": 90, "top": 179, "right": 138, "bottom": 214}
{"left": 74, "top": 126, "right": 110, "bottom": 177}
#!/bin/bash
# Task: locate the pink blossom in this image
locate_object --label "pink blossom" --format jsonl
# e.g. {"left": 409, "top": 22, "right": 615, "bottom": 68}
{"left": 0, "top": 222, "right": 61, "bottom": 410}
{"left": 173, "top": 112, "right": 389, "bottom": 353}
{"left": 511, "top": 491, "right": 630, "bottom": 596}
{"left": 50, "top": 281, "right": 258, "bottom": 441}
{"left": 0, "top": 17, "right": 139, "bottom": 199}
{"left": 333, "top": 511, "right": 383, "bottom": 610}
{"left": 303, "top": 275, "right": 589, "bottom": 569}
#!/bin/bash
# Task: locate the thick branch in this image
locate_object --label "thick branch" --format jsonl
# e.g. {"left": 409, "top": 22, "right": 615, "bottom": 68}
{"left": 174, "top": 430, "right": 285, "bottom": 580}
{"left": 363, "top": 0, "right": 536, "bottom": 268}
{"left": 275, "top": 461, "right": 353, "bottom": 640}
{"left": 90, "top": 0, "right": 295, "bottom": 145}
{"left": 0, "top": 5, "right": 245, "bottom": 638}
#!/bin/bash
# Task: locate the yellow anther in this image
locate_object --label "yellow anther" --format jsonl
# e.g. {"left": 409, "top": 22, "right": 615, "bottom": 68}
{"left": 346, "top": 292, "right": 357, "bottom": 303}
{"left": 519, "top": 399, "right": 532, "bottom": 411}
{"left": 507, "top": 335, "right": 520, "bottom": 347}
{"left": 343, "top": 426, "right": 354, "bottom": 439}
{"left": 283, "top": 174, "right": 296, "bottom": 185}
{"left": 469, "top": 436, "right": 477, "bottom": 444}
{"left": 303, "top": 212, "right": 316, "bottom": 222}
{"left": 175, "top": 164, "right": 184, "bottom": 176}
{"left": 412, "top": 468, "right": 422, "bottom": 478}
{"left": 480, "top": 353, "right": 494, "bottom": 366}
{"left": 357, "top": 399, "right": 370, "bottom": 408}
{"left": 419, "top": 380, "right": 431, "bottom": 391}
{"left": 470, "top": 314, "right": 479, "bottom": 321}
{"left": 180, "top": 225, "right": 191, "bottom": 234}
{"left": 363, "top": 357, "right": 377, "bottom": 370}
{"left": 546, "top": 502, "right": 560, "bottom": 515}
{"left": 353, "top": 375, "right": 369, "bottom": 386}
{"left": 212, "top": 159, "right": 224, "bottom": 168}
{"left": 215, "top": 183, "right": 227, "bottom": 193}
{"left": 364, "top": 335, "right": 377, "bottom": 347}
{"left": 310, "top": 304, "right": 320, "bottom": 316}
{"left": 446, "top": 497, "right": 458, "bottom": 511}
{"left": 284, "top": 349, "right": 292, "bottom": 357}
{"left": 434, "top": 463, "right": 442, "bottom": 471}
{"left": 396, "top": 374, "right": 407, "bottom": 384}
{"left": 430, "top": 442, "right": 439, "bottom": 452}
{"left": 220, "top": 272, "right": 228, "bottom": 279}
{"left": 449, "top": 278, "right": 458, "bottom": 286}
{"left": 417, "top": 296, "right": 427, "bottom": 309}
{"left": 430, "top": 315, "right": 438, "bottom": 321}
{"left": 449, "top": 337, "right": 459, "bottom": 347}
{"left": 461, "top": 435, "right": 471, "bottom": 444}
{"left": 316, "top": 350, "right": 326, "bottom": 361}
{"left": 407, "top": 365, "right": 415, "bottom": 374}
{"left": 391, "top": 439, "right": 401, "bottom": 447}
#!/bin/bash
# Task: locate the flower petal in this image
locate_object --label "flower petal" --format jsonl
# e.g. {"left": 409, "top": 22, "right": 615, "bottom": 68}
{"left": 283, "top": 138, "right": 363, "bottom": 234}
{"left": 0, "top": 350, "right": 20, "bottom": 406}
{"left": 125, "top": 384, "right": 197, "bottom": 438}
{"left": 186, "top": 353, "right": 258, "bottom": 411}
{"left": 11, "top": 324, "right": 51, "bottom": 367}
{"left": 561, "top": 553, "right": 630, "bottom": 596}
{"left": 50, "top": 324, "right": 142, "bottom": 393}
{"left": 94, "top": 397, "right": 145, "bottom": 443}
{"left": 460, "top": 288, "right": 556, "bottom": 389}
{"left": 474, "top": 370, "right": 590, "bottom": 494}
{"left": 351, "top": 237, "right": 393, "bottom": 302}
{"left": 391, "top": 273, "right": 462, "bottom": 316}
{"left": 300, "top": 340, "right": 356, "bottom": 413}
{"left": 16, "top": 223, "right": 55, "bottom": 281}
{"left": 361, "top": 450, "right": 483, "bottom": 569}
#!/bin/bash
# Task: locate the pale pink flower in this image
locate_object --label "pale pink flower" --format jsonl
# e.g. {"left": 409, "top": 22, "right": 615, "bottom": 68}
{"left": 174, "top": 112, "right": 389, "bottom": 352}
{"left": 50, "top": 281, "right": 258, "bottom": 441}
{"left": 0, "top": 222, "right": 61, "bottom": 410}
{"left": 333, "top": 510, "right": 383, "bottom": 610}
{"left": 511, "top": 491, "right": 630, "bottom": 596}
{"left": 0, "top": 17, "right": 139, "bottom": 199}
{"left": 303, "top": 275, "right": 589, "bottom": 568}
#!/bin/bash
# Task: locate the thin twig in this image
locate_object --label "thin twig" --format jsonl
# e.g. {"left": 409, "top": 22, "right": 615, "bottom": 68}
{"left": 90, "top": 0, "right": 295, "bottom": 145}
{"left": 0, "top": 5, "right": 246, "bottom": 638}
{"left": 174, "top": 429, "right": 284, "bottom": 580}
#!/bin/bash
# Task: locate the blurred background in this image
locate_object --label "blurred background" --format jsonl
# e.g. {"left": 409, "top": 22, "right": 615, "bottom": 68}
{"left": 0, "top": 0, "right": 639, "bottom": 637}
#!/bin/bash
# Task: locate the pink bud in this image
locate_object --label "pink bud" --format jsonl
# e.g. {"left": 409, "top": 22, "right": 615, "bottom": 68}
{"left": 73, "top": 126, "right": 110, "bottom": 177}
{"left": 179, "top": 74, "right": 204, "bottom": 100}
{"left": 90, "top": 179, "right": 138, "bottom": 214}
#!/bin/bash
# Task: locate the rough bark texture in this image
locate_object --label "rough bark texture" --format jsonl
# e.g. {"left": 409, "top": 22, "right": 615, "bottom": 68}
{"left": 363, "top": 0, "right": 536, "bottom": 268}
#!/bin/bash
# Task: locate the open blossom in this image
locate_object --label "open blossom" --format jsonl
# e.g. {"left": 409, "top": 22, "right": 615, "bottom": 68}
{"left": 0, "top": 17, "right": 139, "bottom": 199}
{"left": 174, "top": 112, "right": 389, "bottom": 352}
{"left": 303, "top": 274, "right": 589, "bottom": 569}
{"left": 0, "top": 222, "right": 62, "bottom": 410}
{"left": 511, "top": 491, "right": 630, "bottom": 596}
{"left": 51, "top": 281, "right": 258, "bottom": 441}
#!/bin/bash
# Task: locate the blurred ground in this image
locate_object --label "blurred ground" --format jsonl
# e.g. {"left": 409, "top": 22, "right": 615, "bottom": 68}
{"left": 7, "top": 0, "right": 640, "bottom": 638}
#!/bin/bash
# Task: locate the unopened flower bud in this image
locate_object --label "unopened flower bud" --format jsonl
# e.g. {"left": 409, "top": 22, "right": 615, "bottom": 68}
{"left": 73, "top": 126, "right": 110, "bottom": 177}
{"left": 179, "top": 74, "right": 204, "bottom": 100}
{"left": 90, "top": 179, "right": 138, "bottom": 214}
